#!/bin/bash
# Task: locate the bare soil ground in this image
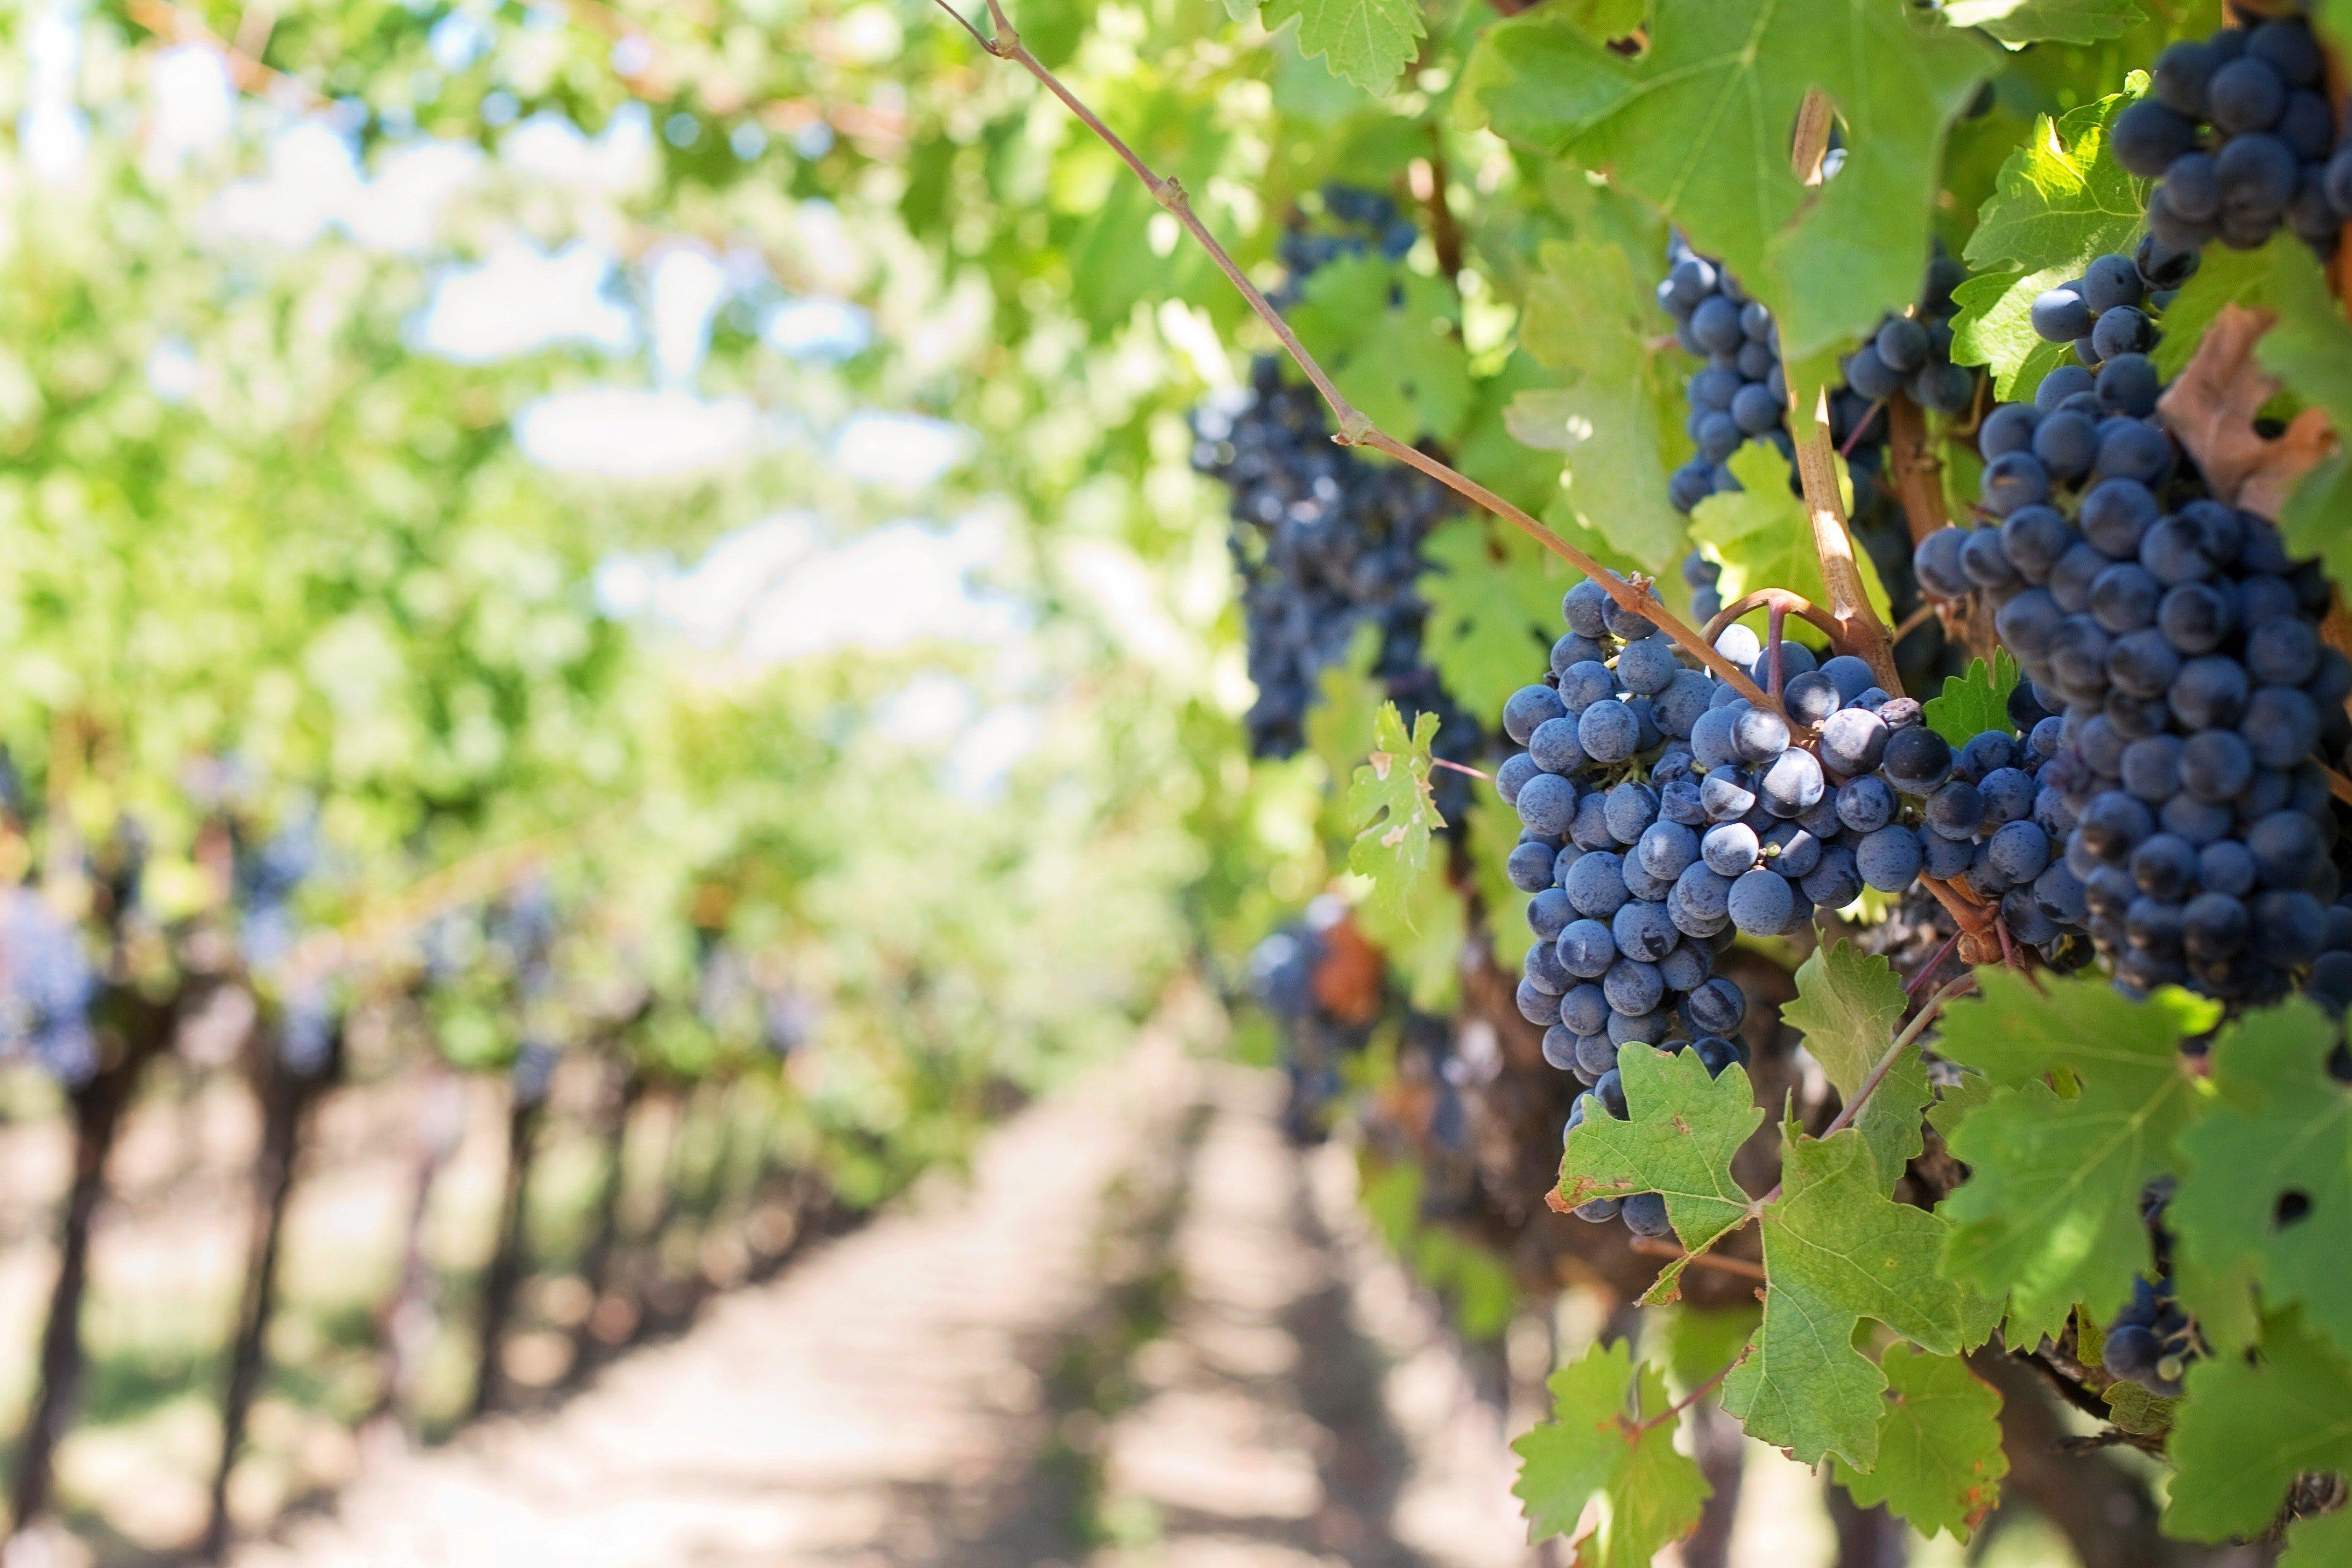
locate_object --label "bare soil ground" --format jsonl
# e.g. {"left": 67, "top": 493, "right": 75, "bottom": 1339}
{"left": 222, "top": 1028, "right": 1534, "bottom": 1568}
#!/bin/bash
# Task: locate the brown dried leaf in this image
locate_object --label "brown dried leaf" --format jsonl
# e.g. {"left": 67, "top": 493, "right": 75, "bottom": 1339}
{"left": 2156, "top": 303, "right": 2338, "bottom": 517}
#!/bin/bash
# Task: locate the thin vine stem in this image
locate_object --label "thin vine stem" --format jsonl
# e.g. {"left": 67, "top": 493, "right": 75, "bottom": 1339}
{"left": 1627, "top": 1235, "right": 1765, "bottom": 1282}
{"left": 1633, "top": 1343, "right": 1753, "bottom": 1434}
{"left": 933, "top": 0, "right": 1783, "bottom": 714}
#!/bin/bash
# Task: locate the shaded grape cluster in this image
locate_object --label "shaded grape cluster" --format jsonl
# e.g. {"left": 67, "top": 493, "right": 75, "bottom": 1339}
{"left": 1662, "top": 238, "right": 1973, "bottom": 518}
{"left": 2120, "top": 8, "right": 2344, "bottom": 257}
{"left": 1913, "top": 241, "right": 2351, "bottom": 1004}
{"left": 2101, "top": 1183, "right": 2198, "bottom": 1396}
{"left": 1192, "top": 190, "right": 1481, "bottom": 799}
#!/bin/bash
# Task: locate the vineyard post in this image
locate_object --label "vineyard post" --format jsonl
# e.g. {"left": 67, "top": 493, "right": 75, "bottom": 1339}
{"left": 201, "top": 1020, "right": 340, "bottom": 1561}
{"left": 564, "top": 1045, "right": 645, "bottom": 1387}
{"left": 469, "top": 1078, "right": 546, "bottom": 1418}
{"left": 6, "top": 985, "right": 183, "bottom": 1542}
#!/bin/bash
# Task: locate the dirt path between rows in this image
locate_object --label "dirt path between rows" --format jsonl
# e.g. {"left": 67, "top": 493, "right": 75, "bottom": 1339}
{"left": 229, "top": 1028, "right": 1534, "bottom": 1568}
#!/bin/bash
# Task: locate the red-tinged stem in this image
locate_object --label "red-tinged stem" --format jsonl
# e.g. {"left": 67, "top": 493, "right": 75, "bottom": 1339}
{"left": 1837, "top": 400, "right": 1886, "bottom": 458}
{"left": 1429, "top": 757, "right": 1492, "bottom": 783}
{"left": 1766, "top": 603, "right": 1787, "bottom": 700}
{"left": 1628, "top": 1235, "right": 1765, "bottom": 1282}
{"left": 1819, "top": 973, "right": 1976, "bottom": 1144}
{"left": 1633, "top": 1346, "right": 1752, "bottom": 1434}
{"left": 1906, "top": 927, "right": 1966, "bottom": 999}
{"left": 931, "top": 0, "right": 1783, "bottom": 715}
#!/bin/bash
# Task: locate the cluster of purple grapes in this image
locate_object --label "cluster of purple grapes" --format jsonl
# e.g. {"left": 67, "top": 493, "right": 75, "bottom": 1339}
{"left": 0, "top": 888, "right": 97, "bottom": 1087}
{"left": 1662, "top": 239, "right": 1972, "bottom": 520}
{"left": 1493, "top": 573, "right": 2105, "bottom": 1234}
{"left": 2118, "top": 8, "right": 2347, "bottom": 258}
{"left": 1913, "top": 239, "right": 2352, "bottom": 1006}
{"left": 1191, "top": 191, "right": 1481, "bottom": 803}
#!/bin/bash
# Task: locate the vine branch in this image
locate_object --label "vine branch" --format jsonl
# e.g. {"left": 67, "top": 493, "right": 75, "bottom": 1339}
{"left": 933, "top": 0, "right": 1783, "bottom": 713}
{"left": 1785, "top": 88, "right": 1904, "bottom": 698}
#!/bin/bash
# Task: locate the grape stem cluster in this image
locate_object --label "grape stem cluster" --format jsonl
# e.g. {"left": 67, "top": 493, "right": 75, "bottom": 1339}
{"left": 927, "top": 0, "right": 1794, "bottom": 712}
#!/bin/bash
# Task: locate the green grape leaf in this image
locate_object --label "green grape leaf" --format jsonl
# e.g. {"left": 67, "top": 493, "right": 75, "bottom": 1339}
{"left": 1922, "top": 651, "right": 2020, "bottom": 748}
{"left": 1259, "top": 0, "right": 1426, "bottom": 93}
{"left": 1949, "top": 269, "right": 2078, "bottom": 401}
{"left": 1660, "top": 1301, "right": 1765, "bottom": 1392}
{"left": 1508, "top": 238, "right": 1690, "bottom": 570}
{"left": 1723, "top": 1128, "right": 1999, "bottom": 1470}
{"left": 1557, "top": 1043, "right": 1763, "bottom": 1304}
{"left": 1291, "top": 260, "right": 1473, "bottom": 441}
{"left": 2164, "top": 1310, "right": 2352, "bottom": 1543}
{"left": 1933, "top": 971, "right": 2217, "bottom": 1344}
{"left": 1304, "top": 624, "right": 1388, "bottom": 793}
{"left": 1455, "top": 352, "right": 1576, "bottom": 517}
{"left": 1461, "top": 1, "right": 1989, "bottom": 366}
{"left": 1419, "top": 517, "right": 1570, "bottom": 728}
{"left": 1345, "top": 703, "right": 1447, "bottom": 927}
{"left": 2173, "top": 999, "right": 2352, "bottom": 1364}
{"left": 2256, "top": 240, "right": 2352, "bottom": 599}
{"left": 1941, "top": 0, "right": 2143, "bottom": 46}
{"left": 2152, "top": 231, "right": 2314, "bottom": 381}
{"left": 1689, "top": 444, "right": 1894, "bottom": 623}
{"left": 2284, "top": 1505, "right": 2352, "bottom": 1568}
{"left": 1829, "top": 1346, "right": 2007, "bottom": 1541}
{"left": 1512, "top": 1340, "right": 1712, "bottom": 1561}
{"left": 1951, "top": 89, "right": 2147, "bottom": 396}
{"left": 1782, "top": 941, "right": 1927, "bottom": 1190}
{"left": 1550, "top": 0, "right": 1647, "bottom": 41}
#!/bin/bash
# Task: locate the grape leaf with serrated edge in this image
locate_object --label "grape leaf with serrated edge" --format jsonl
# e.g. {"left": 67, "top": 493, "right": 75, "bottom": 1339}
{"left": 1459, "top": 1, "right": 1989, "bottom": 373}
{"left": 1781, "top": 941, "right": 1927, "bottom": 1191}
{"left": 1345, "top": 703, "right": 1447, "bottom": 927}
{"left": 1951, "top": 88, "right": 2146, "bottom": 398}
{"left": 1258, "top": 0, "right": 1425, "bottom": 93}
{"left": 1555, "top": 1043, "right": 1763, "bottom": 1304}
{"left": 2173, "top": 999, "right": 2352, "bottom": 1365}
{"left": 1933, "top": 971, "right": 2217, "bottom": 1345}
{"left": 1922, "top": 651, "right": 2020, "bottom": 747}
{"left": 1723, "top": 1126, "right": 2001, "bottom": 1470}
{"left": 2163, "top": 1310, "right": 2352, "bottom": 1543}
{"left": 1940, "top": 0, "right": 2143, "bottom": 44}
{"left": 1829, "top": 1346, "right": 2007, "bottom": 1541}
{"left": 1689, "top": 444, "right": 1894, "bottom": 624}
{"left": 1511, "top": 1340, "right": 1712, "bottom": 1563}
{"left": 1418, "top": 517, "right": 1569, "bottom": 728}
{"left": 1506, "top": 237, "right": 1689, "bottom": 570}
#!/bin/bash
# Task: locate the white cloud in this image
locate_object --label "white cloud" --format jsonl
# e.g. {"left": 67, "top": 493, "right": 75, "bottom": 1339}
{"left": 144, "top": 44, "right": 235, "bottom": 175}
{"left": 762, "top": 297, "right": 871, "bottom": 362}
{"left": 513, "top": 385, "right": 758, "bottom": 477}
{"left": 499, "top": 103, "right": 655, "bottom": 195}
{"left": 647, "top": 244, "right": 726, "bottom": 386}
{"left": 414, "top": 239, "right": 634, "bottom": 362}
{"left": 831, "top": 411, "right": 974, "bottom": 491}
{"left": 346, "top": 138, "right": 483, "bottom": 253}
{"left": 946, "top": 704, "right": 1044, "bottom": 799}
